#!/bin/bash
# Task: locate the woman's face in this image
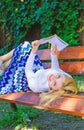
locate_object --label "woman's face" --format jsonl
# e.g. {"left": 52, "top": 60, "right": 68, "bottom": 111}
{"left": 47, "top": 73, "right": 66, "bottom": 91}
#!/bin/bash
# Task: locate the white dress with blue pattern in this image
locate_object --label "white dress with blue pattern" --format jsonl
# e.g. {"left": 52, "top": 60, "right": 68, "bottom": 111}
{"left": 0, "top": 41, "right": 43, "bottom": 94}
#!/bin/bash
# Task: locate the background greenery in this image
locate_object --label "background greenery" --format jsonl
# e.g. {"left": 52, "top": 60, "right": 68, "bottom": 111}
{"left": 0, "top": 0, "right": 83, "bottom": 54}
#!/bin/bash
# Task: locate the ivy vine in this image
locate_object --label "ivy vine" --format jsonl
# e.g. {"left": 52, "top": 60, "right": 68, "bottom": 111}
{"left": 0, "top": 0, "right": 83, "bottom": 54}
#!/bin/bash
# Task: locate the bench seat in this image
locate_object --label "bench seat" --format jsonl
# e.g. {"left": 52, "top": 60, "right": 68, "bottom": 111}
{"left": 0, "top": 91, "right": 84, "bottom": 116}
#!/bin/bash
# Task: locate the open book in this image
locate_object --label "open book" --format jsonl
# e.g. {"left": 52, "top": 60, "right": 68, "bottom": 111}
{"left": 39, "top": 34, "right": 68, "bottom": 51}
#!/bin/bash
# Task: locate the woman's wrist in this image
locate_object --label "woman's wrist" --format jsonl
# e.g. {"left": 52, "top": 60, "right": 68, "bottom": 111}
{"left": 31, "top": 49, "right": 37, "bottom": 54}
{"left": 31, "top": 40, "right": 40, "bottom": 54}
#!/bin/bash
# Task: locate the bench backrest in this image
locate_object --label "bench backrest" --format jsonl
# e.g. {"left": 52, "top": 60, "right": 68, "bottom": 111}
{"left": 37, "top": 46, "right": 84, "bottom": 74}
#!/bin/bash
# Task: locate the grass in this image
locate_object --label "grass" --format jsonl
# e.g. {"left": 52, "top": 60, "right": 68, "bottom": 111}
{"left": 0, "top": 101, "right": 82, "bottom": 130}
{"left": 0, "top": 102, "right": 42, "bottom": 129}
{"left": 73, "top": 74, "right": 84, "bottom": 92}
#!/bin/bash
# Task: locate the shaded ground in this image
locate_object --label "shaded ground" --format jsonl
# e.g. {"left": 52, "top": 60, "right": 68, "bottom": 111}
{"left": 0, "top": 102, "right": 84, "bottom": 130}
{"left": 32, "top": 111, "right": 84, "bottom": 130}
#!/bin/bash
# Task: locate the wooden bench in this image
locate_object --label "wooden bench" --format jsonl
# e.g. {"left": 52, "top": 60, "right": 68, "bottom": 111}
{"left": 0, "top": 46, "right": 84, "bottom": 117}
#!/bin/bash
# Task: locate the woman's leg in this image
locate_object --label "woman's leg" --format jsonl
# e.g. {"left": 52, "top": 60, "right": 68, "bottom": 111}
{"left": 0, "top": 41, "right": 32, "bottom": 94}
{"left": 0, "top": 49, "right": 14, "bottom": 62}
{"left": 0, "top": 59, "right": 11, "bottom": 71}
{"left": 0, "top": 41, "right": 43, "bottom": 94}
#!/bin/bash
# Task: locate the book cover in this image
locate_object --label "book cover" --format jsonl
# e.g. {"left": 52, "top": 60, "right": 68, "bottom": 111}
{"left": 39, "top": 34, "right": 68, "bottom": 51}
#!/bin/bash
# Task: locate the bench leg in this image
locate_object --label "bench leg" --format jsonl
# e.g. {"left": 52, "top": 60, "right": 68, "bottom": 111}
{"left": 10, "top": 103, "right": 17, "bottom": 111}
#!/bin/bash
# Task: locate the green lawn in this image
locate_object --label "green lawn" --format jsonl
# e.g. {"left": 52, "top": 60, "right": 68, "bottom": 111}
{"left": 0, "top": 101, "right": 82, "bottom": 130}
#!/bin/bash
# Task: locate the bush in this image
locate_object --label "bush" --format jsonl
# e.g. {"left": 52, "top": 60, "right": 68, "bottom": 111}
{"left": 0, "top": 0, "right": 83, "bottom": 53}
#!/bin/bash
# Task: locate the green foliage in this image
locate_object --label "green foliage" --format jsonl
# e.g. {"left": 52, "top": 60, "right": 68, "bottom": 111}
{"left": 0, "top": 0, "right": 83, "bottom": 53}
{"left": 73, "top": 74, "right": 84, "bottom": 92}
{"left": 0, "top": 105, "right": 41, "bottom": 129}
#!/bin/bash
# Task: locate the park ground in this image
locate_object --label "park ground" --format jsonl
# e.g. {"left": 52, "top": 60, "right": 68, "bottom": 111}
{"left": 0, "top": 101, "right": 84, "bottom": 130}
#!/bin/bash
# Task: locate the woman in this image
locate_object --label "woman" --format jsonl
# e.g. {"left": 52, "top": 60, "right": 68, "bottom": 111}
{"left": 0, "top": 40, "right": 77, "bottom": 105}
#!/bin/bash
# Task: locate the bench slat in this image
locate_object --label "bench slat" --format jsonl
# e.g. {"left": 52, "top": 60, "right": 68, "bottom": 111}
{"left": 38, "top": 46, "right": 84, "bottom": 60}
{"left": 59, "top": 46, "right": 84, "bottom": 60}
{"left": 0, "top": 92, "right": 84, "bottom": 116}
{"left": 43, "top": 61, "right": 84, "bottom": 74}
{"left": 60, "top": 61, "right": 84, "bottom": 74}
{"left": 45, "top": 96, "right": 84, "bottom": 116}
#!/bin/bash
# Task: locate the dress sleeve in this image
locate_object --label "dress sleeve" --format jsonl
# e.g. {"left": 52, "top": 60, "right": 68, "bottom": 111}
{"left": 25, "top": 51, "right": 36, "bottom": 80}
{"left": 51, "top": 53, "right": 60, "bottom": 69}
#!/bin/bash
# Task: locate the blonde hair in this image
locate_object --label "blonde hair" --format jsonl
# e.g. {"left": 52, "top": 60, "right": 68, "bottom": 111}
{"left": 40, "top": 76, "right": 78, "bottom": 106}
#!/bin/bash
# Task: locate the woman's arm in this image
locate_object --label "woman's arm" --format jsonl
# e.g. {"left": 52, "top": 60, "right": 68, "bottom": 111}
{"left": 25, "top": 40, "right": 41, "bottom": 79}
{"left": 25, "top": 40, "right": 41, "bottom": 70}
{"left": 0, "top": 59, "right": 11, "bottom": 71}
{"left": 51, "top": 45, "right": 60, "bottom": 69}
{"left": 25, "top": 40, "right": 42, "bottom": 91}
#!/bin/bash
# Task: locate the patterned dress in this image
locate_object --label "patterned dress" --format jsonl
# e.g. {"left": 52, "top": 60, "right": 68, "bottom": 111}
{"left": 0, "top": 41, "right": 43, "bottom": 94}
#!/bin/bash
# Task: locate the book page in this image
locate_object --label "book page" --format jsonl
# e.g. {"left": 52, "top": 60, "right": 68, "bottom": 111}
{"left": 39, "top": 34, "right": 68, "bottom": 51}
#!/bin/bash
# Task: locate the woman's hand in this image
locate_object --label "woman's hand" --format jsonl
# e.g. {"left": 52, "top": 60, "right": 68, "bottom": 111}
{"left": 31, "top": 40, "right": 41, "bottom": 54}
{"left": 51, "top": 45, "right": 58, "bottom": 55}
